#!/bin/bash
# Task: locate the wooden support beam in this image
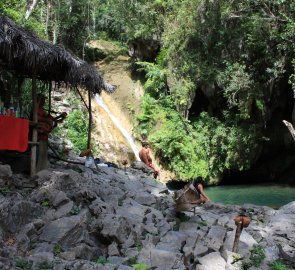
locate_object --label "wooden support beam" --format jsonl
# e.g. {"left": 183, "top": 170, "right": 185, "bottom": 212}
{"left": 17, "top": 77, "right": 23, "bottom": 116}
{"left": 28, "top": 141, "right": 40, "bottom": 145}
{"left": 87, "top": 89, "right": 92, "bottom": 149}
{"left": 48, "top": 82, "right": 52, "bottom": 113}
{"left": 30, "top": 75, "right": 38, "bottom": 176}
{"left": 232, "top": 221, "right": 243, "bottom": 253}
{"left": 75, "top": 87, "right": 89, "bottom": 111}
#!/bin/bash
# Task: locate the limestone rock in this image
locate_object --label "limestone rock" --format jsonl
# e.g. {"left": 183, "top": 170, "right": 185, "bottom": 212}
{"left": 0, "top": 164, "right": 12, "bottom": 178}
{"left": 196, "top": 252, "right": 226, "bottom": 270}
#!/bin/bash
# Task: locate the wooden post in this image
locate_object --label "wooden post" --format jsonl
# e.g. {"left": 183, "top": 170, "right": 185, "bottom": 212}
{"left": 75, "top": 87, "right": 89, "bottom": 111}
{"left": 48, "top": 82, "right": 52, "bottom": 113}
{"left": 232, "top": 221, "right": 243, "bottom": 253}
{"left": 30, "top": 75, "right": 38, "bottom": 176}
{"left": 85, "top": 89, "right": 100, "bottom": 171}
{"left": 87, "top": 89, "right": 92, "bottom": 149}
{"left": 17, "top": 77, "right": 23, "bottom": 115}
{"left": 232, "top": 215, "right": 251, "bottom": 253}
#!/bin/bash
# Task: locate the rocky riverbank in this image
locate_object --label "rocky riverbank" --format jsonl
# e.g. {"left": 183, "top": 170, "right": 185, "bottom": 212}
{"left": 0, "top": 161, "right": 294, "bottom": 270}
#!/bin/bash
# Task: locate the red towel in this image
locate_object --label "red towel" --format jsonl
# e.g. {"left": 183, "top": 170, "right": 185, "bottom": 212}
{"left": 0, "top": 116, "right": 29, "bottom": 152}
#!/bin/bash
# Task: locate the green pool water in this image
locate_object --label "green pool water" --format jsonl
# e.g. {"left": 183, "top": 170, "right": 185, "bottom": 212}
{"left": 205, "top": 184, "right": 295, "bottom": 208}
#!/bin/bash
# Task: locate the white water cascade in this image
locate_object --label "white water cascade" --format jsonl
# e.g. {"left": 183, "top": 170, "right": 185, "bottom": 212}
{"left": 94, "top": 94, "right": 140, "bottom": 161}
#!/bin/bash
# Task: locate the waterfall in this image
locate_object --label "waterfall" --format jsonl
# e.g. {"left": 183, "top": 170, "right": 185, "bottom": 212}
{"left": 94, "top": 94, "right": 140, "bottom": 161}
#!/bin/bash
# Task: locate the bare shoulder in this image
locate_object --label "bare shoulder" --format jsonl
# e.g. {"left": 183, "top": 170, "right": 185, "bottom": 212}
{"left": 198, "top": 183, "right": 204, "bottom": 191}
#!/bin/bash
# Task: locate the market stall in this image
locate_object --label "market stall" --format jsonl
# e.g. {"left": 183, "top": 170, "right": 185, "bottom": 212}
{"left": 0, "top": 14, "right": 115, "bottom": 175}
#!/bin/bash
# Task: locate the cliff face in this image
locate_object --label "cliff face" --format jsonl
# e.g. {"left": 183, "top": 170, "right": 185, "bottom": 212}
{"left": 0, "top": 162, "right": 294, "bottom": 270}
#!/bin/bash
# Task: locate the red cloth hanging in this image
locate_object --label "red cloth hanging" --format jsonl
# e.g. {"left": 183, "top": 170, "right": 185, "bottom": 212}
{"left": 0, "top": 116, "right": 29, "bottom": 152}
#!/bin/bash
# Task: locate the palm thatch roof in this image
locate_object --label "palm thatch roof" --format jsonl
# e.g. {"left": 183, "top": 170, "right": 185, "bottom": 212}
{"left": 0, "top": 14, "right": 115, "bottom": 93}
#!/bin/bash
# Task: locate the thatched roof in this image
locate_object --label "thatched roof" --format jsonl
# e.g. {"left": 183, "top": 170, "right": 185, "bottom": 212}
{"left": 0, "top": 15, "right": 115, "bottom": 93}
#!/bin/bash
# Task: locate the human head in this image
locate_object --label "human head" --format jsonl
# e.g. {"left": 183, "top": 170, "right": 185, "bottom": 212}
{"left": 37, "top": 93, "right": 46, "bottom": 107}
{"left": 193, "top": 176, "right": 204, "bottom": 189}
{"left": 142, "top": 142, "right": 150, "bottom": 148}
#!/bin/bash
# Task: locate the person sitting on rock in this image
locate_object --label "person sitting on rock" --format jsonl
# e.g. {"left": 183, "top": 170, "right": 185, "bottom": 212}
{"left": 139, "top": 142, "right": 159, "bottom": 179}
{"left": 189, "top": 176, "right": 211, "bottom": 204}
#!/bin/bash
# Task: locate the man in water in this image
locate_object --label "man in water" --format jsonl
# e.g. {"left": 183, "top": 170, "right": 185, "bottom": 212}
{"left": 139, "top": 142, "right": 159, "bottom": 179}
{"left": 189, "top": 176, "right": 211, "bottom": 204}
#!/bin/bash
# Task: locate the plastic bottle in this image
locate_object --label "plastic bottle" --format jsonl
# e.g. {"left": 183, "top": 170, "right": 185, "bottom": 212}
{"left": 15, "top": 103, "right": 20, "bottom": 118}
{"left": 9, "top": 97, "right": 15, "bottom": 117}
{"left": 0, "top": 96, "right": 3, "bottom": 115}
{"left": 9, "top": 106, "right": 15, "bottom": 117}
{"left": 85, "top": 156, "right": 95, "bottom": 168}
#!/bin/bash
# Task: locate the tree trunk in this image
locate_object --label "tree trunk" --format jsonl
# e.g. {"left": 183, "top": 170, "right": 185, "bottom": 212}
{"left": 25, "top": 0, "right": 39, "bottom": 20}
{"left": 45, "top": 0, "right": 52, "bottom": 40}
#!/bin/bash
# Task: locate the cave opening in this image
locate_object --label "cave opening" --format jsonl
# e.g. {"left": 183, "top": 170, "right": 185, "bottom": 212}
{"left": 222, "top": 79, "right": 295, "bottom": 185}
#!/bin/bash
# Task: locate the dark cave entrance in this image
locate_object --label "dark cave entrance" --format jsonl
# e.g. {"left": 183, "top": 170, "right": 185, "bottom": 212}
{"left": 187, "top": 79, "right": 295, "bottom": 185}
{"left": 221, "top": 79, "right": 295, "bottom": 185}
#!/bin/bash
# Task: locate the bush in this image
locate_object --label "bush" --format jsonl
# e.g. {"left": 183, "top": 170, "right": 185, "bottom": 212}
{"left": 132, "top": 263, "right": 150, "bottom": 270}
{"left": 136, "top": 94, "right": 258, "bottom": 181}
{"left": 65, "top": 109, "right": 97, "bottom": 154}
{"left": 270, "top": 261, "right": 292, "bottom": 270}
{"left": 250, "top": 246, "right": 265, "bottom": 267}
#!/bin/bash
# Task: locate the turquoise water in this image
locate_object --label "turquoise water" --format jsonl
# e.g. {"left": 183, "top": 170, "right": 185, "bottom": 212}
{"left": 205, "top": 184, "right": 295, "bottom": 208}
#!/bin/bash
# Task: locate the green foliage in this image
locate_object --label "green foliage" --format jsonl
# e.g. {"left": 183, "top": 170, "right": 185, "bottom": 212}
{"left": 55, "top": 0, "right": 100, "bottom": 55}
{"left": 40, "top": 199, "right": 51, "bottom": 208}
{"left": 290, "top": 58, "right": 295, "bottom": 96}
{"left": 150, "top": 114, "right": 209, "bottom": 180}
{"left": 270, "top": 261, "right": 292, "bottom": 270}
{"left": 53, "top": 244, "right": 63, "bottom": 256}
{"left": 132, "top": 263, "right": 150, "bottom": 270}
{"left": 95, "top": 0, "right": 164, "bottom": 41}
{"left": 0, "top": 187, "right": 10, "bottom": 196}
{"left": 15, "top": 258, "right": 32, "bottom": 270}
{"left": 0, "top": 0, "right": 100, "bottom": 55}
{"left": 0, "top": 0, "right": 25, "bottom": 23}
{"left": 65, "top": 109, "right": 90, "bottom": 153}
{"left": 193, "top": 112, "right": 259, "bottom": 174}
{"left": 70, "top": 205, "right": 80, "bottom": 215}
{"left": 95, "top": 256, "right": 110, "bottom": 265}
{"left": 162, "top": 0, "right": 295, "bottom": 117}
{"left": 37, "top": 261, "right": 53, "bottom": 270}
{"left": 197, "top": 220, "right": 207, "bottom": 227}
{"left": 0, "top": 0, "right": 45, "bottom": 37}
{"left": 126, "top": 102, "right": 135, "bottom": 114}
{"left": 137, "top": 94, "right": 258, "bottom": 180}
{"left": 249, "top": 246, "right": 266, "bottom": 267}
{"left": 217, "top": 63, "right": 256, "bottom": 119}
{"left": 136, "top": 94, "right": 163, "bottom": 135}
{"left": 136, "top": 61, "right": 167, "bottom": 98}
{"left": 135, "top": 240, "right": 143, "bottom": 252}
{"left": 137, "top": 94, "right": 209, "bottom": 180}
{"left": 125, "top": 256, "right": 138, "bottom": 266}
{"left": 177, "top": 213, "right": 190, "bottom": 222}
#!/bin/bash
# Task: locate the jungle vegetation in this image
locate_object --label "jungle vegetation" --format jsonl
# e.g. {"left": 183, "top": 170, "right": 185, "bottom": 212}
{"left": 1, "top": 0, "right": 294, "bottom": 182}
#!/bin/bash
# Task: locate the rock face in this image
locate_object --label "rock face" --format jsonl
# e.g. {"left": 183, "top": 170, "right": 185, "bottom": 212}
{"left": 0, "top": 162, "right": 294, "bottom": 270}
